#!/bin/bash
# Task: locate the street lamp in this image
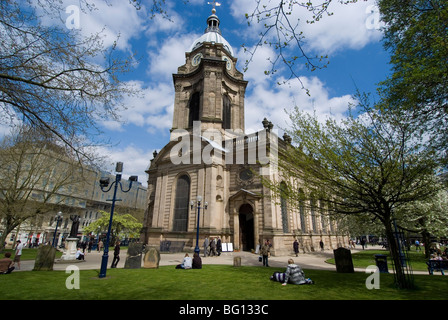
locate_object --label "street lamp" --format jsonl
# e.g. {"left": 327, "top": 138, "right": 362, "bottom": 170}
{"left": 98, "top": 162, "right": 138, "bottom": 278}
{"left": 52, "top": 211, "right": 63, "bottom": 248}
{"left": 190, "top": 195, "right": 208, "bottom": 255}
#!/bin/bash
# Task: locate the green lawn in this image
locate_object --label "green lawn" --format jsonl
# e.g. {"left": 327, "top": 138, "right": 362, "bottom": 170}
{"left": 1, "top": 248, "right": 446, "bottom": 301}
{"left": 2, "top": 248, "right": 63, "bottom": 261}
{"left": 326, "top": 248, "right": 434, "bottom": 271}
{"left": 1, "top": 265, "right": 447, "bottom": 300}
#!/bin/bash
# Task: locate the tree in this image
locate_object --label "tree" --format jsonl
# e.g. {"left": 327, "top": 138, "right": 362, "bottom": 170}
{"left": 243, "top": 0, "right": 335, "bottom": 89}
{"left": 83, "top": 210, "right": 142, "bottom": 246}
{"left": 378, "top": 0, "right": 448, "bottom": 162}
{"left": 0, "top": 126, "right": 93, "bottom": 251}
{"left": 395, "top": 188, "right": 448, "bottom": 258}
{"left": 0, "top": 0, "right": 138, "bottom": 157}
{"left": 268, "top": 100, "right": 442, "bottom": 288}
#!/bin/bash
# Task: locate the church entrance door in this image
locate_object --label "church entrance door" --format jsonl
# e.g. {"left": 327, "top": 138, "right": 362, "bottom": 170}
{"left": 238, "top": 204, "right": 254, "bottom": 251}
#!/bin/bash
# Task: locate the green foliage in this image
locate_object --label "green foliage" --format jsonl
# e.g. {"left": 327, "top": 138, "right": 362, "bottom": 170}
{"left": 378, "top": 0, "right": 448, "bottom": 162}
{"left": 269, "top": 97, "right": 443, "bottom": 289}
{"left": 83, "top": 210, "right": 142, "bottom": 241}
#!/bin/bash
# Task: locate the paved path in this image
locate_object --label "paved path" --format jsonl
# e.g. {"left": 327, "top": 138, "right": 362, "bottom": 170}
{"left": 15, "top": 247, "right": 347, "bottom": 271}
{"left": 14, "top": 245, "right": 433, "bottom": 275}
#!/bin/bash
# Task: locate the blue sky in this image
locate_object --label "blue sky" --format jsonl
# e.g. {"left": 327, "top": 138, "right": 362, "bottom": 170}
{"left": 23, "top": 0, "right": 391, "bottom": 185}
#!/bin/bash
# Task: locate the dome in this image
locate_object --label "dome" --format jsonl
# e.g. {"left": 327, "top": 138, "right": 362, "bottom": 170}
{"left": 189, "top": 32, "right": 234, "bottom": 56}
{"left": 188, "top": 11, "right": 234, "bottom": 56}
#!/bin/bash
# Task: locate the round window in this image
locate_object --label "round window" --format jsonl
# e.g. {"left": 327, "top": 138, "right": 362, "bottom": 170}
{"left": 239, "top": 169, "right": 253, "bottom": 181}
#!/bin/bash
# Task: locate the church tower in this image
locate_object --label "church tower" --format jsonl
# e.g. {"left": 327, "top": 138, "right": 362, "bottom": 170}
{"left": 141, "top": 5, "right": 348, "bottom": 255}
{"left": 170, "top": 7, "right": 247, "bottom": 139}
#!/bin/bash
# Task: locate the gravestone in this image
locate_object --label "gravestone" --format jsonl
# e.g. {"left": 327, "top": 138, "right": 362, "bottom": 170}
{"left": 233, "top": 256, "right": 241, "bottom": 267}
{"left": 333, "top": 247, "right": 354, "bottom": 273}
{"left": 33, "top": 245, "right": 56, "bottom": 271}
{"left": 143, "top": 247, "right": 160, "bottom": 269}
{"left": 124, "top": 242, "right": 144, "bottom": 269}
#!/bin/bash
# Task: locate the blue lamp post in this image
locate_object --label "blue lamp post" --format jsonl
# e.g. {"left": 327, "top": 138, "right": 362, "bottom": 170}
{"left": 52, "top": 211, "right": 63, "bottom": 248}
{"left": 98, "top": 162, "right": 138, "bottom": 278}
{"left": 190, "top": 196, "right": 208, "bottom": 255}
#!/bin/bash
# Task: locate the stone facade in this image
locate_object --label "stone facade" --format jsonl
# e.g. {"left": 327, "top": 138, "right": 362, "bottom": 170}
{"left": 140, "top": 10, "right": 348, "bottom": 256}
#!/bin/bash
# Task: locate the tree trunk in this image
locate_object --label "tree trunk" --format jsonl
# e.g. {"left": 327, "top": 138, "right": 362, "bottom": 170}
{"left": 384, "top": 219, "right": 411, "bottom": 289}
{"left": 421, "top": 231, "right": 431, "bottom": 259}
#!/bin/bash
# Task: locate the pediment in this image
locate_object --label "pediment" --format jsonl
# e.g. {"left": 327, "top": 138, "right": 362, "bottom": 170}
{"left": 229, "top": 189, "right": 261, "bottom": 201}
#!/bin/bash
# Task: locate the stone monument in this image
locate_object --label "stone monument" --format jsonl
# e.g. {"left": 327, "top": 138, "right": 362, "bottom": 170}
{"left": 143, "top": 246, "right": 160, "bottom": 269}
{"left": 233, "top": 256, "right": 242, "bottom": 267}
{"left": 124, "top": 242, "right": 144, "bottom": 269}
{"left": 33, "top": 245, "right": 57, "bottom": 271}
{"left": 333, "top": 247, "right": 354, "bottom": 273}
{"left": 60, "top": 215, "right": 80, "bottom": 261}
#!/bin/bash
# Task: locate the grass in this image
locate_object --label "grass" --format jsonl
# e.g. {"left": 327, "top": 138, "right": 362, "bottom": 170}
{"left": 1, "top": 264, "right": 447, "bottom": 300}
{"left": 2, "top": 248, "right": 63, "bottom": 260}
{"left": 326, "top": 247, "right": 436, "bottom": 271}
{"left": 1, "top": 247, "right": 446, "bottom": 301}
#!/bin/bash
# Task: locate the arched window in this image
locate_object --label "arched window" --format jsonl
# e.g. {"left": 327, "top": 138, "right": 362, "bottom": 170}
{"left": 189, "top": 92, "right": 200, "bottom": 128}
{"left": 173, "top": 175, "right": 190, "bottom": 232}
{"left": 320, "top": 199, "right": 327, "bottom": 233}
{"left": 310, "top": 197, "right": 317, "bottom": 233}
{"left": 280, "top": 182, "right": 289, "bottom": 233}
{"left": 222, "top": 94, "right": 231, "bottom": 129}
{"left": 299, "top": 189, "right": 306, "bottom": 232}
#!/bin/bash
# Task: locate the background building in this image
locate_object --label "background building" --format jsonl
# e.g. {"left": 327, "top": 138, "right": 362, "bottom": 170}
{"left": 1, "top": 155, "right": 146, "bottom": 249}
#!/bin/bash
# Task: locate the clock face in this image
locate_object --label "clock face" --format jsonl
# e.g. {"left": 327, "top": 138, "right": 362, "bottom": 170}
{"left": 192, "top": 53, "right": 203, "bottom": 66}
{"left": 222, "top": 56, "right": 232, "bottom": 70}
{"left": 239, "top": 168, "right": 253, "bottom": 181}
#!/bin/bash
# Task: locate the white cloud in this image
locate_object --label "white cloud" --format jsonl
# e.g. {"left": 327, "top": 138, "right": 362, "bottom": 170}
{"left": 244, "top": 76, "right": 355, "bottom": 135}
{"left": 230, "top": 0, "right": 382, "bottom": 55}
{"left": 100, "top": 80, "right": 174, "bottom": 133}
{"left": 96, "top": 144, "right": 153, "bottom": 186}
{"left": 36, "top": 0, "right": 146, "bottom": 51}
{"left": 147, "top": 33, "right": 200, "bottom": 79}
{"left": 298, "top": 0, "right": 383, "bottom": 54}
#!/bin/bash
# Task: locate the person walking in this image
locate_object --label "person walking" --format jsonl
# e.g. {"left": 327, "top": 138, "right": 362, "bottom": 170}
{"left": 260, "top": 240, "right": 271, "bottom": 267}
{"left": 111, "top": 241, "right": 120, "bottom": 268}
{"left": 210, "top": 237, "right": 216, "bottom": 257}
{"left": 14, "top": 240, "right": 23, "bottom": 270}
{"left": 216, "top": 237, "right": 222, "bottom": 256}
{"left": 203, "top": 237, "right": 209, "bottom": 257}
{"left": 293, "top": 239, "right": 299, "bottom": 257}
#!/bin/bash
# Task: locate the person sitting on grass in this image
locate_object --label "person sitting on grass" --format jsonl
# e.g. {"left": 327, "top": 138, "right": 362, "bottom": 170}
{"left": 270, "top": 259, "right": 314, "bottom": 285}
{"left": 0, "top": 252, "right": 15, "bottom": 274}
{"left": 192, "top": 252, "right": 202, "bottom": 269}
{"left": 175, "top": 253, "right": 192, "bottom": 269}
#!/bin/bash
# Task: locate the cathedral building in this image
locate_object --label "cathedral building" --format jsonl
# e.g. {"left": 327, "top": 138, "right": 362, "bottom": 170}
{"left": 141, "top": 7, "right": 348, "bottom": 255}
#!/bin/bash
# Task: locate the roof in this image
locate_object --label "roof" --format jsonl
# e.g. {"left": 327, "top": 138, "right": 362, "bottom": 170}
{"left": 188, "top": 10, "right": 234, "bottom": 56}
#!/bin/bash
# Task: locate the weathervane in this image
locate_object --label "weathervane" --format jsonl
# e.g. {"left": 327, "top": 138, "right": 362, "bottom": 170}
{"left": 207, "top": 1, "right": 221, "bottom": 13}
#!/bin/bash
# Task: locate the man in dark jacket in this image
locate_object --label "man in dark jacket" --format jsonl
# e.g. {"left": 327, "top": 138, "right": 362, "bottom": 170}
{"left": 293, "top": 239, "right": 299, "bottom": 256}
{"left": 111, "top": 241, "right": 120, "bottom": 268}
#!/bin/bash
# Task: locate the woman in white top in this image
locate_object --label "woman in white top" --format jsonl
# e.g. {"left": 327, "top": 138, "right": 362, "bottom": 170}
{"left": 176, "top": 253, "right": 192, "bottom": 269}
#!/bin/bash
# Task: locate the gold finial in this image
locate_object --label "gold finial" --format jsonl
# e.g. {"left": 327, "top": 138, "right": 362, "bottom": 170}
{"left": 207, "top": 1, "right": 221, "bottom": 13}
